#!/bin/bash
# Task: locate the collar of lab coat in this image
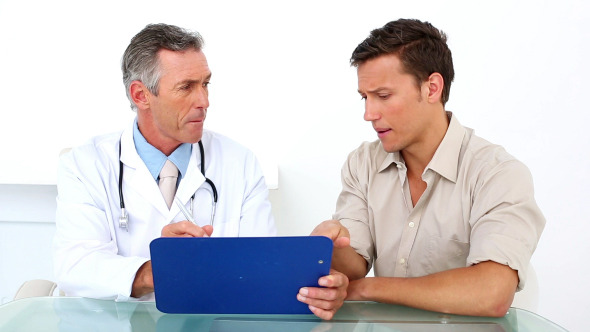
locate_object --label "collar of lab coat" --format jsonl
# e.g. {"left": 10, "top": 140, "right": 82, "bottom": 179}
{"left": 118, "top": 123, "right": 206, "bottom": 221}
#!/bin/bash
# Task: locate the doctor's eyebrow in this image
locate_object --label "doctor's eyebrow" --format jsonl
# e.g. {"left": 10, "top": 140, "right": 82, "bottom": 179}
{"left": 175, "top": 73, "right": 212, "bottom": 88}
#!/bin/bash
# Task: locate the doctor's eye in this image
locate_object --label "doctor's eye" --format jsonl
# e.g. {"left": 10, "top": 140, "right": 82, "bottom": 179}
{"left": 180, "top": 83, "right": 193, "bottom": 91}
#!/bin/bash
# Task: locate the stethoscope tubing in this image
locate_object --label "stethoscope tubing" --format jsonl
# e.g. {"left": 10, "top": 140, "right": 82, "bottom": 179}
{"left": 118, "top": 139, "right": 218, "bottom": 231}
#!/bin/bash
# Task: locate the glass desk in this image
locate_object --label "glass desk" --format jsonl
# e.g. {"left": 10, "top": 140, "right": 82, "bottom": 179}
{"left": 0, "top": 297, "right": 567, "bottom": 332}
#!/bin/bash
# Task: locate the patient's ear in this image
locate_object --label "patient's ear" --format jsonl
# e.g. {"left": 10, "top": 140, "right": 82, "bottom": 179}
{"left": 425, "top": 73, "right": 444, "bottom": 104}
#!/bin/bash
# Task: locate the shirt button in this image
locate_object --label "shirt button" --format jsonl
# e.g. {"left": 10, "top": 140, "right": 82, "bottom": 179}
{"left": 396, "top": 164, "right": 402, "bottom": 169}
{"left": 399, "top": 258, "right": 406, "bottom": 265}
{"left": 409, "top": 222, "right": 415, "bottom": 228}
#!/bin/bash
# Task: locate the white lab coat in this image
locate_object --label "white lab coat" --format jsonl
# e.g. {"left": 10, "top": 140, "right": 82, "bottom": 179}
{"left": 53, "top": 121, "right": 277, "bottom": 301}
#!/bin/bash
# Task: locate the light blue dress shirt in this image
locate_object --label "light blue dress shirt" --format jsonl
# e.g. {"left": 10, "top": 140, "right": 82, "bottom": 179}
{"left": 132, "top": 119, "right": 192, "bottom": 183}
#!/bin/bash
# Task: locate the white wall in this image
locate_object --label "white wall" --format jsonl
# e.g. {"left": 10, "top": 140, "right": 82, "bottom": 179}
{"left": 0, "top": 0, "right": 588, "bottom": 331}
{"left": 0, "top": 185, "right": 57, "bottom": 304}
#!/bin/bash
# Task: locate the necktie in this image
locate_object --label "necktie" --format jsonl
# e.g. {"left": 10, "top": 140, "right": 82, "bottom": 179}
{"left": 159, "top": 160, "right": 178, "bottom": 209}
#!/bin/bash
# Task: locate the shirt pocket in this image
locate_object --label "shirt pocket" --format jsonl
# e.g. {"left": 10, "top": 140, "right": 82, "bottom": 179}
{"left": 420, "top": 236, "right": 470, "bottom": 275}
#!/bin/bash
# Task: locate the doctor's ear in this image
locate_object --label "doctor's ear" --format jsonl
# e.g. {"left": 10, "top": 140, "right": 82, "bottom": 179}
{"left": 130, "top": 81, "right": 151, "bottom": 111}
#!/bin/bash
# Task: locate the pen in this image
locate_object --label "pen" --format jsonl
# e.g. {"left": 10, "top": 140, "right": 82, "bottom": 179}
{"left": 175, "top": 197, "right": 195, "bottom": 224}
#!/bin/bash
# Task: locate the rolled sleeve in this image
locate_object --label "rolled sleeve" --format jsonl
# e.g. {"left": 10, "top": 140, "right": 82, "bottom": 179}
{"left": 467, "top": 160, "right": 546, "bottom": 290}
{"left": 333, "top": 148, "right": 374, "bottom": 268}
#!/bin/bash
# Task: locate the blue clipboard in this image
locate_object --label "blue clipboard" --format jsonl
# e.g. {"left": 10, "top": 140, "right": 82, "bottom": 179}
{"left": 149, "top": 236, "right": 333, "bottom": 314}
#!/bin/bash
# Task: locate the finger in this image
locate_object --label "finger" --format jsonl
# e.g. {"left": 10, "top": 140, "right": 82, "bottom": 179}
{"left": 180, "top": 224, "right": 209, "bottom": 237}
{"left": 161, "top": 222, "right": 187, "bottom": 237}
{"left": 162, "top": 221, "right": 209, "bottom": 238}
{"left": 300, "top": 286, "right": 345, "bottom": 303}
{"left": 160, "top": 224, "right": 176, "bottom": 237}
{"left": 308, "top": 304, "right": 337, "bottom": 321}
{"left": 298, "top": 291, "right": 343, "bottom": 314}
{"left": 319, "top": 271, "right": 349, "bottom": 288}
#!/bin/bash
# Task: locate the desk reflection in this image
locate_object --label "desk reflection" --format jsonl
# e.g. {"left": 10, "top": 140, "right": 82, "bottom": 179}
{"left": 53, "top": 298, "right": 160, "bottom": 332}
{"left": 0, "top": 298, "right": 566, "bottom": 332}
{"left": 50, "top": 299, "right": 515, "bottom": 332}
{"left": 206, "top": 318, "right": 508, "bottom": 332}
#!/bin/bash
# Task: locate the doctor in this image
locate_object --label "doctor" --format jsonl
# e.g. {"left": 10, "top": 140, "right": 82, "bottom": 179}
{"left": 53, "top": 24, "right": 278, "bottom": 302}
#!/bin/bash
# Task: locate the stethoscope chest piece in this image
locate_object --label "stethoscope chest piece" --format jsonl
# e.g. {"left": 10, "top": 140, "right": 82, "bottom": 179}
{"left": 119, "top": 208, "right": 129, "bottom": 231}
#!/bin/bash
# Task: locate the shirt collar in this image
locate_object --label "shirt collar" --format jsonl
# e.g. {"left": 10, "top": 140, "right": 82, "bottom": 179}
{"left": 133, "top": 119, "right": 192, "bottom": 181}
{"left": 425, "top": 111, "right": 465, "bottom": 183}
{"left": 378, "top": 150, "right": 402, "bottom": 173}
{"left": 377, "top": 111, "right": 465, "bottom": 183}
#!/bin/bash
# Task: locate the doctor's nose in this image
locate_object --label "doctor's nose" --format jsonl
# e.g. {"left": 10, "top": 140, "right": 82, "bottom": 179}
{"left": 193, "top": 87, "right": 210, "bottom": 110}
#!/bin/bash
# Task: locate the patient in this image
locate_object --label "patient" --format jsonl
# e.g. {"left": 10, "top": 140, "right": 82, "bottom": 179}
{"left": 302, "top": 18, "right": 546, "bottom": 317}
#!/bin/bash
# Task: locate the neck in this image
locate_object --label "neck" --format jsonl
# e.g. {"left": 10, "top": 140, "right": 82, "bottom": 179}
{"left": 402, "top": 109, "right": 449, "bottom": 175}
{"left": 137, "top": 119, "right": 180, "bottom": 157}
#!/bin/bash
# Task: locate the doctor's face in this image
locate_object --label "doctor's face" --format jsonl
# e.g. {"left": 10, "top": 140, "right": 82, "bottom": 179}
{"left": 138, "top": 49, "right": 211, "bottom": 154}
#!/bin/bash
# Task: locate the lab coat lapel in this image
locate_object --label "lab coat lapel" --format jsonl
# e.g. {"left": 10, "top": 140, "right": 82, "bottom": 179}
{"left": 172, "top": 143, "right": 206, "bottom": 220}
{"left": 119, "top": 126, "right": 170, "bottom": 219}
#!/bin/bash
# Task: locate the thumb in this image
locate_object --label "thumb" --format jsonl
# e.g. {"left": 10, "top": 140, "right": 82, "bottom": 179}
{"left": 202, "top": 225, "right": 214, "bottom": 237}
{"left": 333, "top": 235, "right": 350, "bottom": 249}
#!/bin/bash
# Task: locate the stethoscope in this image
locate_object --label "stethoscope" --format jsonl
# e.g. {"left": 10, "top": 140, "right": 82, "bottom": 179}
{"left": 118, "top": 140, "right": 218, "bottom": 231}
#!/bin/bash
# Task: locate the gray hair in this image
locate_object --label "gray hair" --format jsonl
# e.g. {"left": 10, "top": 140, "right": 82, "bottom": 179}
{"left": 121, "top": 23, "right": 205, "bottom": 111}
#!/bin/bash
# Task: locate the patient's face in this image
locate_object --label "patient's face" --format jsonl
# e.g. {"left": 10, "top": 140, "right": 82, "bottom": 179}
{"left": 357, "top": 54, "right": 431, "bottom": 154}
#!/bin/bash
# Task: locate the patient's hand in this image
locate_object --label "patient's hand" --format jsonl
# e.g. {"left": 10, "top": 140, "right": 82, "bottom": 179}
{"left": 297, "top": 269, "right": 349, "bottom": 320}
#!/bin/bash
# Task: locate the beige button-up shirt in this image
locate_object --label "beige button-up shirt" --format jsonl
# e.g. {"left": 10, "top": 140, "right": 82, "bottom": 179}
{"left": 334, "top": 113, "right": 545, "bottom": 290}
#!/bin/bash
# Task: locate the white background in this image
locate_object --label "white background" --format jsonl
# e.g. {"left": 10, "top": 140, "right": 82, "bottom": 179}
{"left": 0, "top": 0, "right": 588, "bottom": 331}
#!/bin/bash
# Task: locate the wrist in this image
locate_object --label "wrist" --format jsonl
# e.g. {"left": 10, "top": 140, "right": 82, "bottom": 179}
{"left": 348, "top": 277, "right": 373, "bottom": 301}
{"left": 131, "top": 261, "right": 154, "bottom": 298}
{"left": 358, "top": 277, "right": 373, "bottom": 301}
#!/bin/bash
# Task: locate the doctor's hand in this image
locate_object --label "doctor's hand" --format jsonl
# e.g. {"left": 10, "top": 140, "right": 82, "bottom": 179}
{"left": 161, "top": 221, "right": 214, "bottom": 238}
{"left": 132, "top": 261, "right": 154, "bottom": 298}
{"left": 298, "top": 269, "right": 348, "bottom": 320}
